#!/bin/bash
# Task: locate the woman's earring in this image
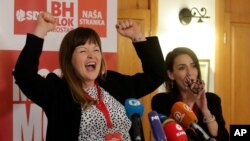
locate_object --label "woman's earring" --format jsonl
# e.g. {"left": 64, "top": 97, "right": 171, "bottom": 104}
{"left": 171, "top": 80, "right": 174, "bottom": 89}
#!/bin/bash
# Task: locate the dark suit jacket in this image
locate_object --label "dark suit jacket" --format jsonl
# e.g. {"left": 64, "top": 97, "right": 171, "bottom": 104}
{"left": 13, "top": 34, "right": 165, "bottom": 141}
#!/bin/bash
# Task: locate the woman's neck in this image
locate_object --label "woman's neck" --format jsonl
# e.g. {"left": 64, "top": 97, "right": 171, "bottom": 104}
{"left": 179, "top": 91, "right": 195, "bottom": 109}
{"left": 82, "top": 80, "right": 95, "bottom": 89}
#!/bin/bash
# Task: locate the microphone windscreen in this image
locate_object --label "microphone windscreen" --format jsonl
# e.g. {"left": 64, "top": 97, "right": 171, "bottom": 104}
{"left": 148, "top": 111, "right": 167, "bottom": 141}
{"left": 162, "top": 118, "right": 188, "bottom": 141}
{"left": 125, "top": 98, "right": 144, "bottom": 119}
{"left": 171, "top": 102, "right": 198, "bottom": 130}
{"left": 158, "top": 113, "right": 168, "bottom": 123}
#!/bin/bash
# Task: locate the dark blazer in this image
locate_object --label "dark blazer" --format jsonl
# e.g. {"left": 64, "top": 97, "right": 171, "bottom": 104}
{"left": 151, "top": 92, "right": 229, "bottom": 141}
{"left": 13, "top": 34, "right": 165, "bottom": 141}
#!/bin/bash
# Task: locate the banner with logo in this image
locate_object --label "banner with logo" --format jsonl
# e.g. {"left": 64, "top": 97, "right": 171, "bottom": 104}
{"left": 0, "top": 0, "right": 117, "bottom": 140}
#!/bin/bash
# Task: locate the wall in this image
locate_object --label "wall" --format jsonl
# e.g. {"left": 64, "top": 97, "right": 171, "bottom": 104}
{"left": 158, "top": 0, "right": 215, "bottom": 92}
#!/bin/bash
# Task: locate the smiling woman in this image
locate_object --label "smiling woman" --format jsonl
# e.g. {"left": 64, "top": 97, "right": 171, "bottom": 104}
{"left": 12, "top": 12, "right": 166, "bottom": 141}
{"left": 61, "top": 27, "right": 104, "bottom": 91}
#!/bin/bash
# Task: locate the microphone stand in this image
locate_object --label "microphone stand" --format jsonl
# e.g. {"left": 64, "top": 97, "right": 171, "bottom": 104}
{"left": 191, "top": 122, "right": 217, "bottom": 141}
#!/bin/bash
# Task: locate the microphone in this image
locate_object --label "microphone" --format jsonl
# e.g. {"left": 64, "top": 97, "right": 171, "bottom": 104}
{"left": 148, "top": 111, "right": 167, "bottom": 141}
{"left": 125, "top": 98, "right": 144, "bottom": 141}
{"left": 159, "top": 114, "right": 188, "bottom": 141}
{"left": 170, "top": 101, "right": 197, "bottom": 130}
{"left": 158, "top": 113, "right": 168, "bottom": 123}
{"left": 171, "top": 102, "right": 217, "bottom": 141}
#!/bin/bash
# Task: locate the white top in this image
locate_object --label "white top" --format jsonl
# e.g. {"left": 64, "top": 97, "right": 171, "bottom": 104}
{"left": 78, "top": 86, "right": 132, "bottom": 141}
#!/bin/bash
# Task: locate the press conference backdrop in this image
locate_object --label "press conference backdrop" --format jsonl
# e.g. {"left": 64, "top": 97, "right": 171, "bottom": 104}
{"left": 0, "top": 0, "right": 117, "bottom": 141}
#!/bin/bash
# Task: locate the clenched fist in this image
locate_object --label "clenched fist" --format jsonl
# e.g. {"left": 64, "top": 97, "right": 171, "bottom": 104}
{"left": 33, "top": 12, "right": 56, "bottom": 38}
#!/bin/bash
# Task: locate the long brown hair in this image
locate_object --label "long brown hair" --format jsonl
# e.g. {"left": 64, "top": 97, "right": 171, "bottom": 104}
{"left": 59, "top": 27, "right": 106, "bottom": 109}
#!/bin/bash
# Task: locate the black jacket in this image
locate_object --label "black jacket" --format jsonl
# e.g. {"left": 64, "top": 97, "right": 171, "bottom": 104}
{"left": 13, "top": 34, "right": 165, "bottom": 141}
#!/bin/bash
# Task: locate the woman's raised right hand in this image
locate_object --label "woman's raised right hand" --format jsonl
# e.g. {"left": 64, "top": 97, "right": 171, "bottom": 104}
{"left": 33, "top": 12, "right": 56, "bottom": 38}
